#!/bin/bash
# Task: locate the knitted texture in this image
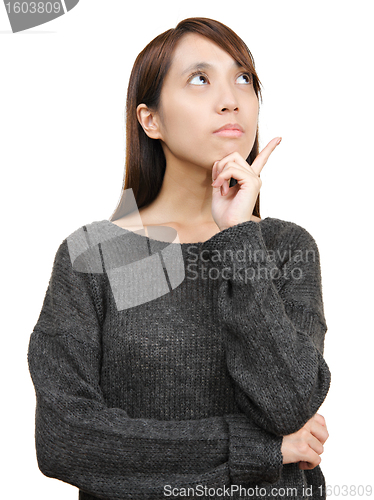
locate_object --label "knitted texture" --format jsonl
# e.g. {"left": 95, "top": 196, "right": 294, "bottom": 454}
{"left": 28, "top": 217, "right": 331, "bottom": 500}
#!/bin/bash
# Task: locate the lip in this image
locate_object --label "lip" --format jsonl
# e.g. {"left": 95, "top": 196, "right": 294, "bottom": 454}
{"left": 213, "top": 123, "right": 244, "bottom": 137}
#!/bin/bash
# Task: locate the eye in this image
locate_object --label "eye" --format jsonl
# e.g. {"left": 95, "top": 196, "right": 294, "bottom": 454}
{"left": 236, "top": 73, "right": 252, "bottom": 84}
{"left": 189, "top": 72, "right": 209, "bottom": 85}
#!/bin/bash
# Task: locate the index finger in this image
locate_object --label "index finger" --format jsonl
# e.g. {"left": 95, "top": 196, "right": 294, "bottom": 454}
{"left": 251, "top": 137, "right": 282, "bottom": 176}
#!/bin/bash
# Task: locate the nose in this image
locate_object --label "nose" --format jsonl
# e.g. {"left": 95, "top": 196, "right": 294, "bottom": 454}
{"left": 220, "top": 103, "right": 238, "bottom": 113}
{"left": 216, "top": 82, "right": 239, "bottom": 114}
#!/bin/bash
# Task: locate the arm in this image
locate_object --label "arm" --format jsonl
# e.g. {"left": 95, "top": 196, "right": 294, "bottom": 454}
{"left": 209, "top": 219, "right": 331, "bottom": 436}
{"left": 28, "top": 238, "right": 283, "bottom": 498}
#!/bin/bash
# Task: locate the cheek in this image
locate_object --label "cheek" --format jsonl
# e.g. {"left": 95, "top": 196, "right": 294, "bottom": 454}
{"left": 245, "top": 94, "right": 259, "bottom": 117}
{"left": 162, "top": 98, "right": 208, "bottom": 143}
{"left": 244, "top": 99, "right": 259, "bottom": 135}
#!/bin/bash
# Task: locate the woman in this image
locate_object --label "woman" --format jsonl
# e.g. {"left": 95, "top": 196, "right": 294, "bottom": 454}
{"left": 28, "top": 17, "right": 331, "bottom": 500}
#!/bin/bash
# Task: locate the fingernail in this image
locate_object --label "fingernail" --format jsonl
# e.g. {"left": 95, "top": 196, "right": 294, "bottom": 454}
{"left": 276, "top": 137, "right": 282, "bottom": 146}
{"left": 212, "top": 161, "right": 218, "bottom": 181}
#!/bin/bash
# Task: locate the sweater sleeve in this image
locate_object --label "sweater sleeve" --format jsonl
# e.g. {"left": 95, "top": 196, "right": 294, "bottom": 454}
{"left": 210, "top": 220, "right": 331, "bottom": 436}
{"left": 27, "top": 237, "right": 284, "bottom": 498}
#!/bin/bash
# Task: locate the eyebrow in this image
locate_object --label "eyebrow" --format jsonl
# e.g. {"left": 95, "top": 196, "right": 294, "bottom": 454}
{"left": 181, "top": 60, "right": 241, "bottom": 76}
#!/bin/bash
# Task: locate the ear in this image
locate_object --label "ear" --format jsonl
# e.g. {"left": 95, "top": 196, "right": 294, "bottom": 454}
{"left": 136, "top": 104, "right": 163, "bottom": 140}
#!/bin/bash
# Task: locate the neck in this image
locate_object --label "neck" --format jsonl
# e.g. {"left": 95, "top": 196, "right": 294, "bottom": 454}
{"left": 143, "top": 157, "right": 216, "bottom": 226}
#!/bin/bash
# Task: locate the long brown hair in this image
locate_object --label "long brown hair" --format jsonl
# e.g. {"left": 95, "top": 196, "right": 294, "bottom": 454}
{"left": 109, "top": 17, "right": 263, "bottom": 221}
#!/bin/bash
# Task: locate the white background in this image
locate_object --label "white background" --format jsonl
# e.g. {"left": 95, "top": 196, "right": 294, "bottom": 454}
{"left": 1, "top": 1, "right": 373, "bottom": 498}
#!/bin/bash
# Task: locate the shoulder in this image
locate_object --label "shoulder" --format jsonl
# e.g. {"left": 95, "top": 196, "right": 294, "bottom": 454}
{"left": 259, "top": 218, "right": 324, "bottom": 299}
{"left": 260, "top": 217, "right": 321, "bottom": 256}
{"left": 54, "top": 220, "right": 112, "bottom": 275}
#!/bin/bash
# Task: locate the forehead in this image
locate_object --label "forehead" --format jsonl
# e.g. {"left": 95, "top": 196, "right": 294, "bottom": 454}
{"left": 169, "top": 33, "right": 237, "bottom": 73}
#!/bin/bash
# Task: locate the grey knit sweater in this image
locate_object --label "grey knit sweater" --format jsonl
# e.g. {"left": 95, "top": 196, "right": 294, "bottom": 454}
{"left": 28, "top": 217, "right": 331, "bottom": 500}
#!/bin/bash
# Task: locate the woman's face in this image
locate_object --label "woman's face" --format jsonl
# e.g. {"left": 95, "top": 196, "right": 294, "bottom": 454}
{"left": 151, "top": 32, "right": 259, "bottom": 170}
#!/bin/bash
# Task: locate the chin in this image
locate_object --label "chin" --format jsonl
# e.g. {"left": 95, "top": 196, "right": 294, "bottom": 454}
{"left": 216, "top": 138, "right": 251, "bottom": 156}
{"left": 219, "top": 146, "right": 252, "bottom": 161}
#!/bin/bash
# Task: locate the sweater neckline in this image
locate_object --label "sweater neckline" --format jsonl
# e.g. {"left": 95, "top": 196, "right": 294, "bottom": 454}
{"left": 100, "top": 217, "right": 272, "bottom": 248}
